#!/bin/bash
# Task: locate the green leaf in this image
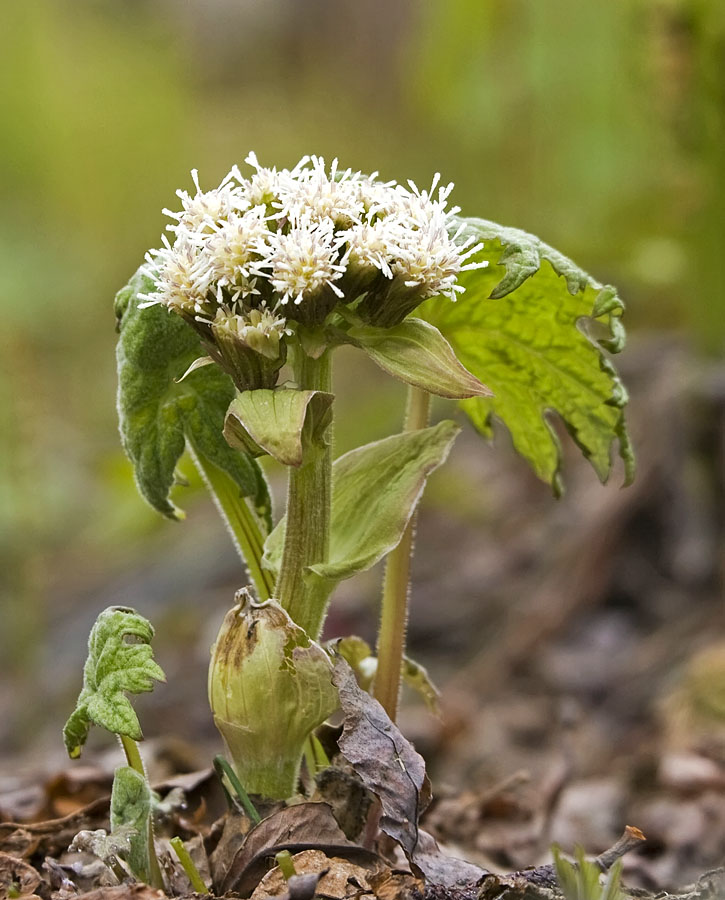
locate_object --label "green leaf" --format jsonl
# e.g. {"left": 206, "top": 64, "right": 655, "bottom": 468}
{"left": 63, "top": 607, "right": 165, "bottom": 757}
{"left": 264, "top": 420, "right": 459, "bottom": 582}
{"left": 224, "top": 389, "right": 334, "bottom": 467}
{"left": 423, "top": 217, "right": 633, "bottom": 496}
{"left": 347, "top": 318, "right": 491, "bottom": 399}
{"left": 115, "top": 265, "right": 271, "bottom": 524}
{"left": 110, "top": 766, "right": 153, "bottom": 884}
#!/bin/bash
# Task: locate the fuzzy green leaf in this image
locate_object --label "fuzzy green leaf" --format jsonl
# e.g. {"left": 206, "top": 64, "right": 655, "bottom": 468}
{"left": 423, "top": 217, "right": 633, "bottom": 496}
{"left": 63, "top": 607, "right": 165, "bottom": 757}
{"left": 264, "top": 420, "right": 459, "bottom": 582}
{"left": 110, "top": 766, "right": 153, "bottom": 884}
{"left": 348, "top": 318, "right": 491, "bottom": 399}
{"left": 224, "top": 389, "right": 334, "bottom": 467}
{"left": 115, "top": 265, "right": 271, "bottom": 524}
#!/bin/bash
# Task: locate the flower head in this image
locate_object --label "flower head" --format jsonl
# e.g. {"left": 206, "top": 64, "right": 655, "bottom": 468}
{"left": 260, "top": 214, "right": 348, "bottom": 307}
{"left": 139, "top": 153, "right": 487, "bottom": 373}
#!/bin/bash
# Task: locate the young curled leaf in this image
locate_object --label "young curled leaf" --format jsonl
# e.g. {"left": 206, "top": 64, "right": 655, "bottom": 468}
{"left": 347, "top": 318, "right": 491, "bottom": 399}
{"left": 224, "top": 389, "right": 334, "bottom": 468}
{"left": 423, "top": 217, "right": 634, "bottom": 496}
{"left": 63, "top": 607, "right": 165, "bottom": 758}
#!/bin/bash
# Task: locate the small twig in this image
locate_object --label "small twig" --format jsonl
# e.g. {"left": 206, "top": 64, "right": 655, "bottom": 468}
{"left": 595, "top": 825, "right": 646, "bottom": 872}
{"left": 170, "top": 836, "right": 209, "bottom": 894}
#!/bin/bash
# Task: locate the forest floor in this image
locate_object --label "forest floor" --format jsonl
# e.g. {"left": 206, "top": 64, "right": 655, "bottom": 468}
{"left": 1, "top": 337, "right": 724, "bottom": 899}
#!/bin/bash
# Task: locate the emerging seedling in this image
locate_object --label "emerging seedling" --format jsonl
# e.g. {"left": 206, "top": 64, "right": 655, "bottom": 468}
{"left": 63, "top": 606, "right": 165, "bottom": 888}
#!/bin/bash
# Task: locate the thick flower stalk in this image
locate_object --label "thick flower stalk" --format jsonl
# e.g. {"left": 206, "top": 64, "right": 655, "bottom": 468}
{"left": 208, "top": 590, "right": 338, "bottom": 799}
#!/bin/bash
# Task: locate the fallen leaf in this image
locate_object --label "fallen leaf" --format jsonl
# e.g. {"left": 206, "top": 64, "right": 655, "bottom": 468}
{"left": 333, "top": 659, "right": 488, "bottom": 890}
{"left": 69, "top": 886, "right": 166, "bottom": 900}
{"left": 251, "top": 848, "right": 375, "bottom": 899}
{"left": 220, "top": 802, "right": 379, "bottom": 896}
{"left": 0, "top": 851, "right": 43, "bottom": 897}
{"left": 368, "top": 868, "right": 424, "bottom": 900}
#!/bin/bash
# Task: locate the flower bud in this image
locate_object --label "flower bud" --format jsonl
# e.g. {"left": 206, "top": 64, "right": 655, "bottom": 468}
{"left": 355, "top": 273, "right": 428, "bottom": 328}
{"left": 208, "top": 591, "right": 338, "bottom": 799}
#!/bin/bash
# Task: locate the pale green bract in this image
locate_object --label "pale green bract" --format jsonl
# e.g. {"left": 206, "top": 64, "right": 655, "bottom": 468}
{"left": 224, "top": 389, "right": 334, "bottom": 467}
{"left": 347, "top": 318, "right": 491, "bottom": 399}
{"left": 63, "top": 607, "right": 165, "bottom": 758}
{"left": 263, "top": 420, "right": 460, "bottom": 584}
{"left": 423, "top": 217, "right": 634, "bottom": 496}
{"left": 115, "top": 265, "right": 271, "bottom": 524}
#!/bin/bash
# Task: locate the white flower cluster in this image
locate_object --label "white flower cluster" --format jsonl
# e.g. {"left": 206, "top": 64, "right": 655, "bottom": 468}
{"left": 139, "top": 152, "right": 486, "bottom": 332}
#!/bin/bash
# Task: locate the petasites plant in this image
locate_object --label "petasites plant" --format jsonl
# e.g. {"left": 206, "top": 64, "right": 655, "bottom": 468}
{"left": 111, "top": 152, "right": 633, "bottom": 799}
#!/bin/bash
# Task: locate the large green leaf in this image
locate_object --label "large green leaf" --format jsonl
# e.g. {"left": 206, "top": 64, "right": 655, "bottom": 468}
{"left": 263, "top": 420, "right": 459, "bottom": 582}
{"left": 115, "top": 265, "right": 270, "bottom": 523}
{"left": 63, "top": 606, "right": 165, "bottom": 757}
{"left": 423, "top": 217, "right": 634, "bottom": 495}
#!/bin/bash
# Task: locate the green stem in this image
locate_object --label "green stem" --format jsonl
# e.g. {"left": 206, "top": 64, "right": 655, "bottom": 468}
{"left": 119, "top": 733, "right": 145, "bottom": 776}
{"left": 275, "top": 349, "right": 332, "bottom": 637}
{"left": 190, "top": 447, "right": 274, "bottom": 601}
{"left": 213, "top": 755, "right": 261, "bottom": 824}
{"left": 275, "top": 850, "right": 297, "bottom": 881}
{"left": 170, "top": 836, "right": 209, "bottom": 894}
{"left": 374, "top": 386, "right": 431, "bottom": 721}
{"left": 118, "top": 735, "right": 165, "bottom": 891}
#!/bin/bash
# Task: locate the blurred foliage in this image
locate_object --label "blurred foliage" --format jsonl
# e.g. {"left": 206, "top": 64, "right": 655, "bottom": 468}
{"left": 1, "top": 0, "right": 724, "bottom": 713}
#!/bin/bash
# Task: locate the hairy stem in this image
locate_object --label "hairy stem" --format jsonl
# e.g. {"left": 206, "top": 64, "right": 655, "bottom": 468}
{"left": 119, "top": 735, "right": 165, "bottom": 891}
{"left": 119, "top": 733, "right": 145, "bottom": 776}
{"left": 275, "top": 349, "right": 332, "bottom": 636}
{"left": 374, "top": 386, "right": 431, "bottom": 721}
{"left": 190, "top": 447, "right": 274, "bottom": 601}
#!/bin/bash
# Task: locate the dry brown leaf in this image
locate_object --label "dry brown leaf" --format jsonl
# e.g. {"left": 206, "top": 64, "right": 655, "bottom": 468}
{"left": 0, "top": 851, "right": 44, "bottom": 898}
{"left": 69, "top": 886, "right": 166, "bottom": 900}
{"left": 368, "top": 868, "right": 424, "bottom": 900}
{"left": 333, "top": 659, "right": 487, "bottom": 890}
{"left": 251, "top": 848, "right": 374, "bottom": 899}
{"left": 220, "top": 801, "right": 379, "bottom": 896}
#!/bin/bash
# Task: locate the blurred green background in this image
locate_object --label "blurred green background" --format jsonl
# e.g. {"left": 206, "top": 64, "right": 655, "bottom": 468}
{"left": 1, "top": 0, "right": 724, "bottom": 761}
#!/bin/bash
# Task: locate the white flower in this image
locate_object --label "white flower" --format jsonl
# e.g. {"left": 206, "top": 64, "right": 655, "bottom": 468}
{"left": 355, "top": 175, "right": 400, "bottom": 218}
{"left": 205, "top": 207, "right": 270, "bottom": 297}
{"left": 139, "top": 235, "right": 214, "bottom": 315}
{"left": 164, "top": 169, "right": 245, "bottom": 235}
{"left": 259, "top": 215, "right": 348, "bottom": 305}
{"left": 390, "top": 209, "right": 486, "bottom": 300}
{"left": 276, "top": 156, "right": 365, "bottom": 226}
{"left": 345, "top": 217, "right": 401, "bottom": 278}
{"left": 212, "top": 306, "right": 287, "bottom": 359}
